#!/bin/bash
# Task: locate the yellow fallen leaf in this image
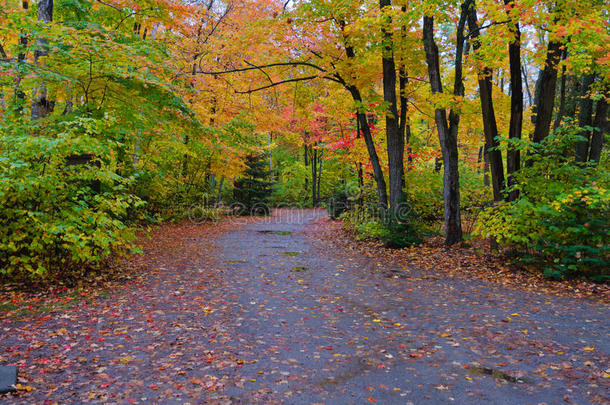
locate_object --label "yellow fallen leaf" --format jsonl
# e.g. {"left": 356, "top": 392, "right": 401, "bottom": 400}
{"left": 584, "top": 347, "right": 595, "bottom": 351}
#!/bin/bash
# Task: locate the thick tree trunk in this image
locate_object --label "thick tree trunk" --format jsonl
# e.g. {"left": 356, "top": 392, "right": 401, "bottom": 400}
{"left": 504, "top": 0, "right": 523, "bottom": 202}
{"left": 423, "top": 15, "right": 462, "bottom": 245}
{"left": 467, "top": 5, "right": 505, "bottom": 202}
{"left": 575, "top": 74, "right": 595, "bottom": 163}
{"left": 380, "top": 0, "right": 403, "bottom": 218}
{"left": 532, "top": 40, "right": 562, "bottom": 143}
{"left": 31, "top": 0, "right": 53, "bottom": 120}
{"left": 589, "top": 96, "right": 607, "bottom": 163}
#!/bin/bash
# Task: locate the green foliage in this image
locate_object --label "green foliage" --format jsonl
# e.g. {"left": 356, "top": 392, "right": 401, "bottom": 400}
{"left": 340, "top": 204, "right": 423, "bottom": 249}
{"left": 474, "top": 131, "right": 609, "bottom": 279}
{"left": 233, "top": 154, "right": 273, "bottom": 215}
{"left": 328, "top": 187, "right": 349, "bottom": 219}
{"left": 0, "top": 117, "right": 142, "bottom": 279}
{"left": 404, "top": 159, "right": 491, "bottom": 223}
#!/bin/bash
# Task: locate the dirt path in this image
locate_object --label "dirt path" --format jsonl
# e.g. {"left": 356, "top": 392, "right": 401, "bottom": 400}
{"left": 1, "top": 210, "right": 608, "bottom": 404}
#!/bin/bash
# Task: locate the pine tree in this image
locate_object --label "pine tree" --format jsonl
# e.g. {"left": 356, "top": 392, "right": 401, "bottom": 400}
{"left": 233, "top": 154, "right": 273, "bottom": 215}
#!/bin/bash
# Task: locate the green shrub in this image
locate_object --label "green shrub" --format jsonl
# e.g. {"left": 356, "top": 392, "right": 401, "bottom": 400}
{"left": 328, "top": 188, "right": 349, "bottom": 219}
{"left": 0, "top": 117, "right": 142, "bottom": 279}
{"left": 474, "top": 131, "right": 609, "bottom": 279}
{"left": 340, "top": 203, "right": 423, "bottom": 249}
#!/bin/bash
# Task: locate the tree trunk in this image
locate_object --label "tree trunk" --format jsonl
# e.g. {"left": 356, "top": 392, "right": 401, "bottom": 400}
{"left": 532, "top": 40, "right": 562, "bottom": 143}
{"left": 589, "top": 96, "right": 607, "bottom": 163}
{"left": 340, "top": 26, "right": 388, "bottom": 212}
{"left": 31, "top": 0, "right": 53, "bottom": 120}
{"left": 303, "top": 142, "right": 309, "bottom": 194}
{"left": 356, "top": 115, "right": 364, "bottom": 206}
{"left": 217, "top": 175, "right": 224, "bottom": 205}
{"left": 467, "top": 5, "right": 505, "bottom": 202}
{"left": 311, "top": 146, "right": 317, "bottom": 207}
{"left": 316, "top": 150, "right": 322, "bottom": 204}
{"left": 380, "top": 0, "right": 403, "bottom": 218}
{"left": 423, "top": 15, "right": 462, "bottom": 245}
{"left": 348, "top": 86, "right": 389, "bottom": 212}
{"left": 14, "top": 1, "right": 29, "bottom": 113}
{"left": 552, "top": 48, "right": 568, "bottom": 131}
{"left": 575, "top": 73, "right": 595, "bottom": 163}
{"left": 504, "top": 0, "right": 523, "bottom": 202}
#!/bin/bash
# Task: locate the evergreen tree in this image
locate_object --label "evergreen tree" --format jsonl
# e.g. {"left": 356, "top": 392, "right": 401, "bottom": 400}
{"left": 233, "top": 154, "right": 273, "bottom": 215}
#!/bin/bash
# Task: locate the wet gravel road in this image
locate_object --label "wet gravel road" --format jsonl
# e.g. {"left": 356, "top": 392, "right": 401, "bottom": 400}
{"left": 1, "top": 210, "right": 608, "bottom": 404}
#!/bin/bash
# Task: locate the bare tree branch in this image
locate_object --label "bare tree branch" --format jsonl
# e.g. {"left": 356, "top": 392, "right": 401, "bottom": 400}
{"left": 197, "top": 61, "right": 327, "bottom": 75}
{"left": 235, "top": 76, "right": 318, "bottom": 94}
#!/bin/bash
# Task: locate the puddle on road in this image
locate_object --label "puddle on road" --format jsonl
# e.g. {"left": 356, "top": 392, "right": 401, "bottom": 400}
{"left": 281, "top": 251, "right": 301, "bottom": 257}
{"left": 467, "top": 366, "right": 528, "bottom": 384}
{"left": 318, "top": 358, "right": 372, "bottom": 386}
{"left": 384, "top": 269, "right": 410, "bottom": 279}
{"left": 258, "top": 230, "right": 292, "bottom": 236}
{"left": 292, "top": 266, "right": 308, "bottom": 272}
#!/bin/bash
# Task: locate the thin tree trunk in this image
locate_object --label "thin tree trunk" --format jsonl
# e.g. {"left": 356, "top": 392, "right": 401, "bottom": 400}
{"left": 348, "top": 86, "right": 388, "bottom": 212}
{"left": 575, "top": 73, "right": 595, "bottom": 163}
{"left": 521, "top": 65, "right": 533, "bottom": 107}
{"left": 565, "top": 75, "right": 580, "bottom": 118}
{"left": 552, "top": 48, "right": 568, "bottom": 131}
{"left": 14, "top": 1, "right": 29, "bottom": 113}
{"left": 423, "top": 15, "right": 463, "bottom": 245}
{"left": 504, "top": 0, "right": 523, "bottom": 202}
{"left": 467, "top": 4, "right": 506, "bottom": 202}
{"left": 380, "top": 0, "right": 403, "bottom": 218}
{"left": 311, "top": 146, "right": 317, "bottom": 207}
{"left": 316, "top": 150, "right": 322, "bottom": 203}
{"left": 589, "top": 96, "right": 607, "bottom": 163}
{"left": 356, "top": 115, "right": 364, "bottom": 205}
{"left": 398, "top": 5, "right": 411, "bottom": 182}
{"left": 340, "top": 24, "right": 388, "bottom": 212}
{"left": 303, "top": 142, "right": 309, "bottom": 195}
{"left": 217, "top": 175, "right": 224, "bottom": 205}
{"left": 31, "top": 0, "right": 53, "bottom": 120}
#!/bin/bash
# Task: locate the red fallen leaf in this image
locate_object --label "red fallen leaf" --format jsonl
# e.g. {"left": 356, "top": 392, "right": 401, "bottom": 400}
{"left": 377, "top": 364, "right": 386, "bottom": 368}
{"left": 368, "top": 397, "right": 377, "bottom": 402}
{"left": 100, "top": 383, "right": 110, "bottom": 388}
{"left": 325, "top": 346, "right": 333, "bottom": 350}
{"left": 148, "top": 384, "right": 159, "bottom": 390}
{"left": 409, "top": 353, "right": 423, "bottom": 358}
{"left": 191, "top": 378, "right": 203, "bottom": 385}
{"left": 462, "top": 365, "right": 470, "bottom": 369}
{"left": 497, "top": 362, "right": 507, "bottom": 367}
